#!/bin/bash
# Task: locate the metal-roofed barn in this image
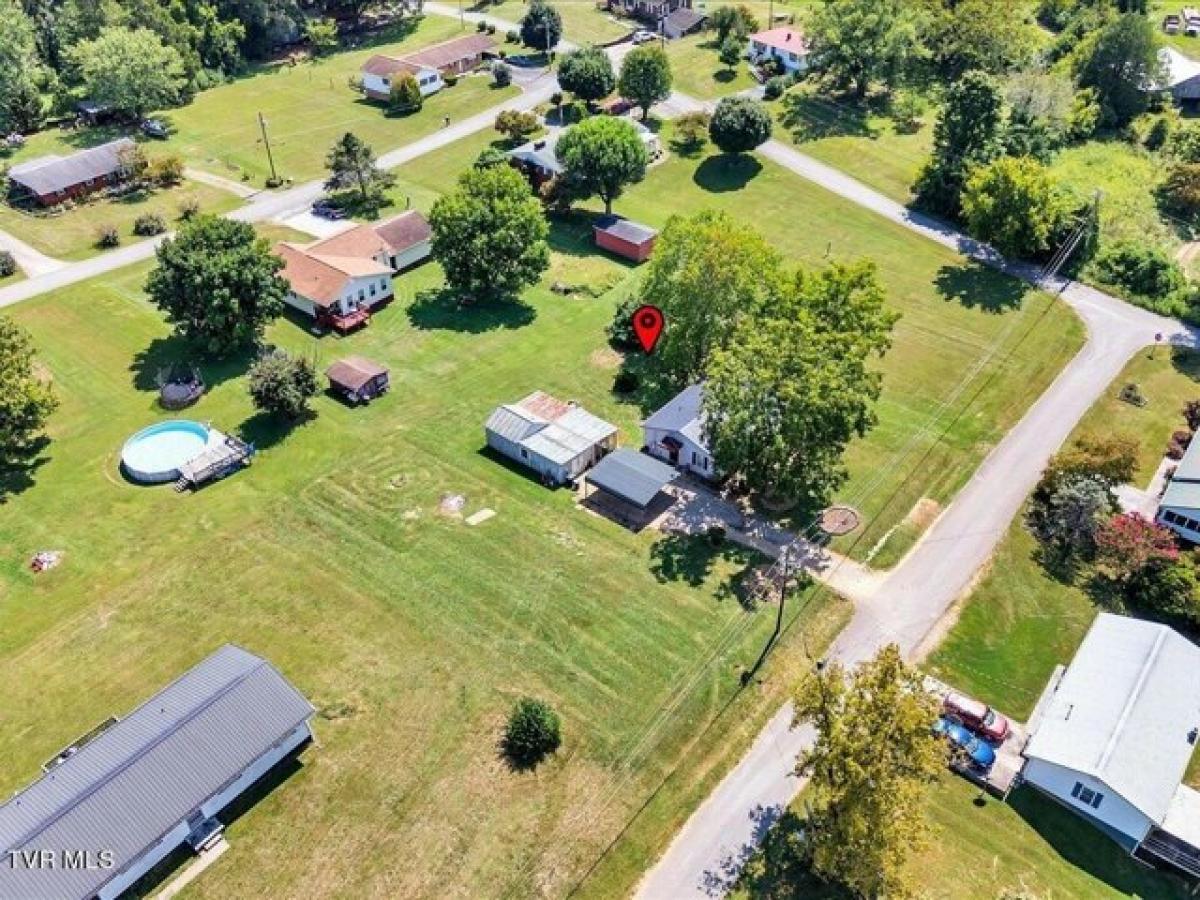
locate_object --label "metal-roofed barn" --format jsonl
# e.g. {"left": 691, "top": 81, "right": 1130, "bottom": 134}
{"left": 485, "top": 391, "right": 618, "bottom": 485}
{"left": 0, "top": 645, "right": 315, "bottom": 900}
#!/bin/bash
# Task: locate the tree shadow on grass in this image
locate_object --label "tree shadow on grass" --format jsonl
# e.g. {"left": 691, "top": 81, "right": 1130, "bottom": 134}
{"left": 934, "top": 262, "right": 1029, "bottom": 313}
{"left": 1009, "top": 786, "right": 1193, "bottom": 898}
{"left": 0, "top": 437, "right": 51, "bottom": 506}
{"left": 694, "top": 155, "right": 763, "bottom": 193}
{"left": 237, "top": 409, "right": 316, "bottom": 453}
{"left": 407, "top": 288, "right": 536, "bottom": 332}
{"left": 648, "top": 532, "right": 757, "bottom": 592}
{"left": 1171, "top": 344, "right": 1200, "bottom": 381}
{"left": 130, "top": 336, "right": 251, "bottom": 394}
{"left": 778, "top": 91, "right": 875, "bottom": 144}
{"left": 725, "top": 807, "right": 849, "bottom": 900}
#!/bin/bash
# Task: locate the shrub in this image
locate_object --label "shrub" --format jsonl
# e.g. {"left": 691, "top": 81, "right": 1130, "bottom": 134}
{"left": 476, "top": 19, "right": 487, "bottom": 31}
{"left": 607, "top": 294, "right": 642, "bottom": 349}
{"left": 1170, "top": 430, "right": 1194, "bottom": 460}
{"left": 671, "top": 110, "right": 710, "bottom": 154}
{"left": 495, "top": 109, "right": 539, "bottom": 143}
{"left": 486, "top": 22, "right": 497, "bottom": 35}
{"left": 1185, "top": 399, "right": 1200, "bottom": 431}
{"left": 0, "top": 250, "right": 15, "bottom": 277}
{"left": 763, "top": 76, "right": 786, "bottom": 101}
{"left": 506, "top": 29, "right": 519, "bottom": 43}
{"left": 95, "top": 224, "right": 120, "bottom": 248}
{"left": 147, "top": 154, "right": 185, "bottom": 186}
{"left": 503, "top": 697, "right": 561, "bottom": 767}
{"left": 1169, "top": 124, "right": 1200, "bottom": 163}
{"left": 961, "top": 156, "right": 1073, "bottom": 259}
{"left": 613, "top": 369, "right": 639, "bottom": 393}
{"left": 1092, "top": 240, "right": 1185, "bottom": 301}
{"left": 708, "top": 96, "right": 772, "bottom": 156}
{"left": 179, "top": 196, "right": 201, "bottom": 219}
{"left": 1144, "top": 115, "right": 1172, "bottom": 152}
{"left": 492, "top": 61, "right": 511, "bottom": 87}
{"left": 1159, "top": 162, "right": 1200, "bottom": 218}
{"left": 706, "top": 525, "right": 727, "bottom": 547}
{"left": 247, "top": 349, "right": 318, "bottom": 419}
{"left": 1119, "top": 382, "right": 1147, "bottom": 407}
{"left": 133, "top": 212, "right": 167, "bottom": 236}
{"left": 389, "top": 72, "right": 423, "bottom": 114}
{"left": 443, "top": 71, "right": 459, "bottom": 87}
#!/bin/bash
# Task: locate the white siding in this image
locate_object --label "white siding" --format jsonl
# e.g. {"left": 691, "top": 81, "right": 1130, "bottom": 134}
{"left": 1022, "top": 758, "right": 1153, "bottom": 848}
{"left": 97, "top": 820, "right": 191, "bottom": 900}
{"left": 363, "top": 67, "right": 443, "bottom": 100}
{"left": 391, "top": 240, "right": 432, "bottom": 272}
{"left": 645, "top": 425, "right": 715, "bottom": 479}
{"left": 750, "top": 42, "right": 807, "bottom": 73}
{"left": 284, "top": 292, "right": 316, "bottom": 317}
{"left": 1158, "top": 506, "right": 1200, "bottom": 543}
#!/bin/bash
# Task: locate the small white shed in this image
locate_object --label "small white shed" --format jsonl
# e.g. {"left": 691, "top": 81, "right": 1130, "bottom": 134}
{"left": 485, "top": 391, "right": 618, "bottom": 485}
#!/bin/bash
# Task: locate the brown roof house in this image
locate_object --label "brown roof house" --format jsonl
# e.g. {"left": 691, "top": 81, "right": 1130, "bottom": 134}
{"left": 360, "top": 34, "right": 497, "bottom": 101}
{"left": 7, "top": 138, "right": 136, "bottom": 207}
{"left": 274, "top": 210, "right": 431, "bottom": 333}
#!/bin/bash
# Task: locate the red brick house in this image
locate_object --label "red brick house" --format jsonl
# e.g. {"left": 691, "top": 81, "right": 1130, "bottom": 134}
{"left": 7, "top": 138, "right": 137, "bottom": 207}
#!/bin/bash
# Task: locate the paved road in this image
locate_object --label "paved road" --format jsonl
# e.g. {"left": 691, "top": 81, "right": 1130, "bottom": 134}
{"left": 636, "top": 100, "right": 1198, "bottom": 899}
{"left": 0, "top": 227, "right": 66, "bottom": 278}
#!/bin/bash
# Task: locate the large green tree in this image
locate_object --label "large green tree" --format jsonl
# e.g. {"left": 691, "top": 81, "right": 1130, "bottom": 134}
{"left": 0, "top": 316, "right": 57, "bottom": 471}
{"left": 913, "top": 70, "right": 1004, "bottom": 216}
{"left": 618, "top": 45, "right": 672, "bottom": 120}
{"left": 555, "top": 116, "right": 648, "bottom": 214}
{"left": 636, "top": 209, "right": 780, "bottom": 387}
{"left": 429, "top": 164, "right": 550, "bottom": 304}
{"left": 520, "top": 0, "right": 562, "bottom": 51}
{"left": 808, "top": 0, "right": 922, "bottom": 99}
{"left": 708, "top": 95, "right": 772, "bottom": 158}
{"left": 248, "top": 349, "right": 319, "bottom": 419}
{"left": 921, "top": 0, "right": 1034, "bottom": 79}
{"left": 961, "top": 156, "right": 1074, "bottom": 259}
{"left": 1073, "top": 13, "right": 1163, "bottom": 127}
{"left": 68, "top": 26, "right": 186, "bottom": 117}
{"left": 793, "top": 645, "right": 943, "bottom": 899}
{"left": 556, "top": 46, "right": 615, "bottom": 105}
{"left": 324, "top": 132, "right": 395, "bottom": 207}
{"left": 145, "top": 215, "right": 288, "bottom": 356}
{"left": 704, "top": 260, "right": 897, "bottom": 505}
{"left": 0, "top": 0, "right": 41, "bottom": 132}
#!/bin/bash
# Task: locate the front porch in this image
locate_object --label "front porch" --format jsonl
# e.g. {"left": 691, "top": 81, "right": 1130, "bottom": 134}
{"left": 1139, "top": 785, "right": 1200, "bottom": 878}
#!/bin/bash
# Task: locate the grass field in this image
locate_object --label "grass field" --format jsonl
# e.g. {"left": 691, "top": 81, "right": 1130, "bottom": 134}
{"left": 664, "top": 33, "right": 758, "bottom": 100}
{"left": 487, "top": 0, "right": 632, "bottom": 45}
{"left": 734, "top": 776, "right": 1191, "bottom": 899}
{"left": 0, "top": 181, "right": 241, "bottom": 261}
{"left": 0, "top": 16, "right": 518, "bottom": 187}
{"left": 929, "top": 347, "right": 1200, "bottom": 719}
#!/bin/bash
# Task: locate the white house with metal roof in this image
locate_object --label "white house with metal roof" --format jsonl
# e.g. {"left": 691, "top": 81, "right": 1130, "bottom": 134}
{"left": 1020, "top": 613, "right": 1200, "bottom": 876}
{"left": 485, "top": 391, "right": 618, "bottom": 485}
{"left": 1157, "top": 435, "right": 1200, "bottom": 542}
{"left": 0, "top": 645, "right": 314, "bottom": 900}
{"left": 642, "top": 383, "right": 716, "bottom": 480}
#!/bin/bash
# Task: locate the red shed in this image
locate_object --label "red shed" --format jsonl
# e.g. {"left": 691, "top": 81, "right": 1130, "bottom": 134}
{"left": 593, "top": 215, "right": 658, "bottom": 263}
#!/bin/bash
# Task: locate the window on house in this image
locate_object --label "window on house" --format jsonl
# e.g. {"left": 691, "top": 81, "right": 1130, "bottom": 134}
{"left": 691, "top": 452, "right": 698, "bottom": 466}
{"left": 1071, "top": 782, "right": 1103, "bottom": 809}
{"left": 369, "top": 283, "right": 377, "bottom": 296}
{"left": 520, "top": 447, "right": 529, "bottom": 459}
{"left": 1165, "top": 510, "right": 1179, "bottom": 524}
{"left": 358, "top": 289, "right": 365, "bottom": 301}
{"left": 381, "top": 278, "right": 388, "bottom": 289}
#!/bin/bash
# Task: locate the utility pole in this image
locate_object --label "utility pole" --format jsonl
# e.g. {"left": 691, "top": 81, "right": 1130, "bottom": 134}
{"left": 258, "top": 112, "right": 279, "bottom": 186}
{"left": 741, "top": 547, "right": 794, "bottom": 684}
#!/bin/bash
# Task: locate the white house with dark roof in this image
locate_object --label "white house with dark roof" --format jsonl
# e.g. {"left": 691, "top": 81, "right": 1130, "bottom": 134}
{"left": 0, "top": 645, "right": 314, "bottom": 900}
{"left": 485, "top": 391, "right": 618, "bottom": 485}
{"left": 1158, "top": 434, "right": 1200, "bottom": 542}
{"left": 643, "top": 383, "right": 716, "bottom": 480}
{"left": 1020, "top": 613, "right": 1200, "bottom": 876}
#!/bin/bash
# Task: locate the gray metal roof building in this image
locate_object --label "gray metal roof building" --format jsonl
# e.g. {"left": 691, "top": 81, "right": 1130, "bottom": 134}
{"left": 1157, "top": 433, "right": 1200, "bottom": 541}
{"left": 8, "top": 138, "right": 136, "bottom": 202}
{"left": 586, "top": 448, "right": 678, "bottom": 508}
{"left": 0, "top": 645, "right": 314, "bottom": 900}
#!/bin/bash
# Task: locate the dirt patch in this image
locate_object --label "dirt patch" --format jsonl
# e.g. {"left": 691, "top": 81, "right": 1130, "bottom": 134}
{"left": 590, "top": 347, "right": 622, "bottom": 370}
{"left": 438, "top": 493, "right": 466, "bottom": 517}
{"left": 820, "top": 505, "right": 860, "bottom": 536}
{"left": 905, "top": 497, "right": 942, "bottom": 529}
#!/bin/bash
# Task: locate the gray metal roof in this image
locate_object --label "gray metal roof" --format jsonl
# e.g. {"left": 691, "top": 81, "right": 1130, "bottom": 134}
{"left": 587, "top": 448, "right": 677, "bottom": 507}
{"left": 1024, "top": 614, "right": 1200, "bottom": 825}
{"left": 594, "top": 215, "right": 658, "bottom": 245}
{"left": 1161, "top": 478, "right": 1200, "bottom": 513}
{"left": 0, "top": 645, "right": 314, "bottom": 900}
{"left": 1175, "top": 435, "right": 1200, "bottom": 483}
{"left": 8, "top": 138, "right": 136, "bottom": 198}
{"left": 643, "top": 383, "right": 708, "bottom": 450}
{"left": 486, "top": 394, "right": 617, "bottom": 467}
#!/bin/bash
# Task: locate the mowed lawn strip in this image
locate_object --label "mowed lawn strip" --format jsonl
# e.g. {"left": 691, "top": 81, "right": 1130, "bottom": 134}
{"left": 0, "top": 180, "right": 240, "bottom": 261}
{"left": 2, "top": 16, "right": 517, "bottom": 187}
{"left": 487, "top": 0, "right": 633, "bottom": 45}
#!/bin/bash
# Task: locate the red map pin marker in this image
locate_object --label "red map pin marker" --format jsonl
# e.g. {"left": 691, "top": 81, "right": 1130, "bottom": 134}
{"left": 632, "top": 304, "right": 665, "bottom": 354}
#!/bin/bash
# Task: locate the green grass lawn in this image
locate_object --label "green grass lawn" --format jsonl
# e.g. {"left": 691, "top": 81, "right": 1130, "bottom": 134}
{"left": 929, "top": 347, "right": 1200, "bottom": 719}
{"left": 0, "top": 16, "right": 518, "bottom": 187}
{"left": 487, "top": 0, "right": 632, "bottom": 45}
{"left": 0, "top": 181, "right": 240, "bottom": 261}
{"left": 734, "top": 777, "right": 1191, "bottom": 899}
{"left": 1152, "top": 2, "right": 1200, "bottom": 57}
{"left": 664, "top": 33, "right": 757, "bottom": 100}
{"left": 771, "top": 86, "right": 934, "bottom": 204}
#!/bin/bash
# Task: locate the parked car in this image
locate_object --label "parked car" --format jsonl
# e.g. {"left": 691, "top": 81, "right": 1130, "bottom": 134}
{"left": 943, "top": 691, "right": 1010, "bottom": 743}
{"left": 632, "top": 30, "right": 657, "bottom": 44}
{"left": 141, "top": 119, "right": 168, "bottom": 139}
{"left": 312, "top": 198, "right": 346, "bottom": 220}
{"left": 933, "top": 716, "right": 996, "bottom": 773}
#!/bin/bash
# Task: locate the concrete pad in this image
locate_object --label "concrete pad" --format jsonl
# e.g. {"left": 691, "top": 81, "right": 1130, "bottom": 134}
{"left": 466, "top": 508, "right": 496, "bottom": 526}
{"left": 278, "top": 211, "right": 358, "bottom": 239}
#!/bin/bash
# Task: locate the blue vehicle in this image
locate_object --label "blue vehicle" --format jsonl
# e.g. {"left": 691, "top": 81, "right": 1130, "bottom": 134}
{"left": 934, "top": 716, "right": 996, "bottom": 772}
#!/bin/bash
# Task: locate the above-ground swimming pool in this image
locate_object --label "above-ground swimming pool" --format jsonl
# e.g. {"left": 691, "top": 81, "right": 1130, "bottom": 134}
{"left": 121, "top": 420, "right": 216, "bottom": 484}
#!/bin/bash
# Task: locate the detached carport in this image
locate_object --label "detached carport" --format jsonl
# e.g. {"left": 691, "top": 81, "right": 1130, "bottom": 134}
{"left": 582, "top": 449, "right": 679, "bottom": 530}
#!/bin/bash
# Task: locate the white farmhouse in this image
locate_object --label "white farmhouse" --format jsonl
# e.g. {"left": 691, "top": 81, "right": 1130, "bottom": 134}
{"left": 360, "top": 33, "right": 497, "bottom": 101}
{"left": 642, "top": 383, "right": 716, "bottom": 480}
{"left": 0, "top": 645, "right": 314, "bottom": 900}
{"left": 747, "top": 27, "right": 809, "bottom": 75}
{"left": 1021, "top": 613, "right": 1200, "bottom": 876}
